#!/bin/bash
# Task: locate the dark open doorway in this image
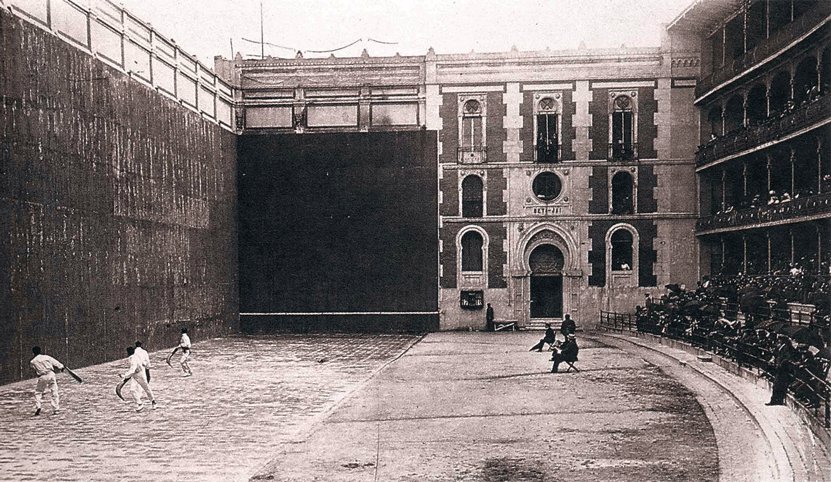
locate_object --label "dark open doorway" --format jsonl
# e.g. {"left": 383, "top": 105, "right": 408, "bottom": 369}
{"left": 530, "top": 275, "right": 563, "bottom": 319}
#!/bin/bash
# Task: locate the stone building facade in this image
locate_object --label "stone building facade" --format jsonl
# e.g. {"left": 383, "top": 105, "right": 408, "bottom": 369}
{"left": 218, "top": 25, "right": 703, "bottom": 331}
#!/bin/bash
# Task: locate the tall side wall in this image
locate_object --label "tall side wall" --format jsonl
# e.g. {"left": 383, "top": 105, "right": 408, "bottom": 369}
{"left": 0, "top": 9, "right": 239, "bottom": 383}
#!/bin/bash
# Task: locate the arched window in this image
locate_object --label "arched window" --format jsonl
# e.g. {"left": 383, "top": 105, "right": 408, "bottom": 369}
{"left": 746, "top": 84, "right": 767, "bottom": 124}
{"left": 707, "top": 105, "right": 723, "bottom": 137}
{"left": 461, "top": 175, "right": 483, "bottom": 218}
{"left": 611, "top": 172, "right": 634, "bottom": 214}
{"left": 724, "top": 94, "right": 744, "bottom": 133}
{"left": 611, "top": 230, "right": 633, "bottom": 271}
{"left": 793, "top": 56, "right": 818, "bottom": 105}
{"left": 536, "top": 97, "right": 559, "bottom": 163}
{"left": 769, "top": 71, "right": 791, "bottom": 115}
{"left": 611, "top": 95, "right": 634, "bottom": 160}
{"left": 461, "top": 231, "right": 484, "bottom": 272}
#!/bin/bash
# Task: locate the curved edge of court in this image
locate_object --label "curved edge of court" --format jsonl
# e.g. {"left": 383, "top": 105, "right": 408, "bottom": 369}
{"left": 595, "top": 332, "right": 831, "bottom": 482}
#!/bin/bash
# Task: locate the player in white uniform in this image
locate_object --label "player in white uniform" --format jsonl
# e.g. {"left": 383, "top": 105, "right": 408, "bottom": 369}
{"left": 122, "top": 346, "right": 156, "bottom": 412}
{"left": 30, "top": 346, "right": 65, "bottom": 415}
{"left": 134, "top": 341, "right": 151, "bottom": 382}
{"left": 179, "top": 328, "right": 192, "bottom": 377}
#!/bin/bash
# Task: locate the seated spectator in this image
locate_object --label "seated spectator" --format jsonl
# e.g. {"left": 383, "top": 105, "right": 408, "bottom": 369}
{"left": 530, "top": 323, "right": 556, "bottom": 352}
{"left": 550, "top": 334, "right": 579, "bottom": 373}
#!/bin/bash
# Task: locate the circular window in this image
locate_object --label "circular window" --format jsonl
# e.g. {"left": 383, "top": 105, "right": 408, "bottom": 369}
{"left": 463, "top": 99, "right": 481, "bottom": 115}
{"left": 614, "top": 95, "right": 632, "bottom": 110}
{"left": 532, "top": 172, "right": 562, "bottom": 201}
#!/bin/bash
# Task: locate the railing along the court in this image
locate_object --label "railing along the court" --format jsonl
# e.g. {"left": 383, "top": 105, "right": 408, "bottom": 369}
{"left": 598, "top": 311, "right": 636, "bottom": 331}
{"left": 635, "top": 314, "right": 831, "bottom": 429}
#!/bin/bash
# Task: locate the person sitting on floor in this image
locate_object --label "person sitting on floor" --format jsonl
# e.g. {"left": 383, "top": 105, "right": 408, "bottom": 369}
{"left": 530, "top": 323, "right": 556, "bottom": 352}
{"left": 551, "top": 333, "right": 579, "bottom": 373}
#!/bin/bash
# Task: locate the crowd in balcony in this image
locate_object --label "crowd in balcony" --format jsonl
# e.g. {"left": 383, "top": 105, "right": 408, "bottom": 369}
{"left": 635, "top": 262, "right": 830, "bottom": 407}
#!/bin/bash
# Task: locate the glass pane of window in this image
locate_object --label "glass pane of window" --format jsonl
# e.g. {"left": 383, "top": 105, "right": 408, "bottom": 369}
{"left": 532, "top": 172, "right": 562, "bottom": 200}
{"left": 611, "top": 230, "right": 633, "bottom": 270}
{"left": 462, "top": 176, "right": 483, "bottom": 218}
{"left": 536, "top": 114, "right": 558, "bottom": 162}
{"left": 461, "top": 232, "right": 483, "bottom": 271}
{"left": 461, "top": 117, "right": 483, "bottom": 148}
{"left": 611, "top": 172, "right": 634, "bottom": 214}
{"left": 612, "top": 111, "right": 634, "bottom": 160}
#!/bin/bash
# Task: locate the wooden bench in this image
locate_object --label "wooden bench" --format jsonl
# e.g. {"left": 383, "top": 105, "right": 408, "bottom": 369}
{"left": 493, "top": 321, "right": 517, "bottom": 332}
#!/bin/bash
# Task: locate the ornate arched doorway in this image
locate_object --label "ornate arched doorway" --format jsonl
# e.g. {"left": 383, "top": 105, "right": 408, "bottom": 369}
{"left": 529, "top": 244, "right": 564, "bottom": 319}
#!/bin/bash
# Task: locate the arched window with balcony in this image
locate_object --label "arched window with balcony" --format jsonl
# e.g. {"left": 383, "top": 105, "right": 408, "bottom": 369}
{"left": 461, "top": 175, "right": 484, "bottom": 218}
{"left": 461, "top": 230, "right": 484, "bottom": 272}
{"left": 769, "top": 71, "right": 791, "bottom": 115}
{"left": 724, "top": 94, "right": 744, "bottom": 133}
{"left": 611, "top": 95, "right": 634, "bottom": 160}
{"left": 746, "top": 84, "right": 767, "bottom": 125}
{"left": 610, "top": 229, "right": 634, "bottom": 271}
{"left": 794, "top": 56, "right": 818, "bottom": 105}
{"left": 611, "top": 171, "right": 634, "bottom": 214}
{"left": 536, "top": 97, "right": 560, "bottom": 163}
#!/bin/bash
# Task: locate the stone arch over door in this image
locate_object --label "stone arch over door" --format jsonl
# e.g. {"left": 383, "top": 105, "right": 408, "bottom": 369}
{"left": 513, "top": 225, "right": 579, "bottom": 326}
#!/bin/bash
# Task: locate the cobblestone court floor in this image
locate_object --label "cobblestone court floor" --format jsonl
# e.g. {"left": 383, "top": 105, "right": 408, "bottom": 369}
{"left": 0, "top": 334, "right": 420, "bottom": 481}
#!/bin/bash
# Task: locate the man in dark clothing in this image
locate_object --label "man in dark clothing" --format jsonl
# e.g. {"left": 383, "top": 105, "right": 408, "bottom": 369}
{"left": 530, "top": 323, "right": 556, "bottom": 352}
{"left": 551, "top": 334, "right": 579, "bottom": 372}
{"left": 560, "top": 314, "right": 576, "bottom": 337}
{"left": 486, "top": 303, "right": 494, "bottom": 332}
{"left": 766, "top": 335, "right": 795, "bottom": 405}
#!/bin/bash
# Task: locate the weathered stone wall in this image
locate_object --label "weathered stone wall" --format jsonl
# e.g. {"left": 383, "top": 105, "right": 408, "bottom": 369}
{"left": 0, "top": 9, "right": 238, "bottom": 383}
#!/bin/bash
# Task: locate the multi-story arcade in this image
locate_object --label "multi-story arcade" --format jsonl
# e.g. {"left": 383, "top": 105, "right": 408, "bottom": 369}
{"left": 218, "top": 26, "right": 704, "bottom": 331}
{"left": 668, "top": 0, "right": 831, "bottom": 280}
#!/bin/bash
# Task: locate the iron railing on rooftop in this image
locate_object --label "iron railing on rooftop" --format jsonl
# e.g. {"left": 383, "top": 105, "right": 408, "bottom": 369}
{"left": 1, "top": 0, "right": 235, "bottom": 130}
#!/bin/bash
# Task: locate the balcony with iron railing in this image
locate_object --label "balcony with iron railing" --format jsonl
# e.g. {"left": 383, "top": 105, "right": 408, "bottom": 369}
{"left": 695, "top": 93, "right": 831, "bottom": 168}
{"left": 534, "top": 145, "right": 562, "bottom": 164}
{"left": 608, "top": 142, "right": 638, "bottom": 161}
{"left": 696, "top": 191, "right": 831, "bottom": 233}
{"left": 458, "top": 146, "right": 488, "bottom": 164}
{"left": 695, "top": 5, "right": 831, "bottom": 101}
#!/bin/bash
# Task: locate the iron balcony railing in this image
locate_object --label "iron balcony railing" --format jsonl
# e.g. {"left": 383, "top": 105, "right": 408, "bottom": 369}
{"left": 696, "top": 191, "right": 831, "bottom": 232}
{"left": 696, "top": 94, "right": 831, "bottom": 168}
{"left": 535, "top": 145, "right": 562, "bottom": 163}
{"left": 695, "top": 6, "right": 831, "bottom": 100}
{"left": 457, "top": 146, "right": 488, "bottom": 164}
{"left": 608, "top": 142, "right": 638, "bottom": 161}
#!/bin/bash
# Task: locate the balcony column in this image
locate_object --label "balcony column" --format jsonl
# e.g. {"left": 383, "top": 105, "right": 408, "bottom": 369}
{"left": 819, "top": 138, "right": 825, "bottom": 194}
{"left": 741, "top": 92, "right": 748, "bottom": 127}
{"left": 817, "top": 226, "right": 823, "bottom": 275}
{"left": 742, "top": 234, "right": 748, "bottom": 274}
{"left": 788, "top": 68, "right": 795, "bottom": 101}
{"left": 766, "top": 153, "right": 772, "bottom": 193}
{"left": 720, "top": 236, "right": 726, "bottom": 273}
{"left": 766, "top": 232, "right": 771, "bottom": 274}
{"left": 742, "top": 160, "right": 749, "bottom": 199}
{"left": 789, "top": 146, "right": 796, "bottom": 196}
{"left": 720, "top": 102, "right": 727, "bottom": 138}
{"left": 764, "top": 0, "right": 770, "bottom": 39}
{"left": 742, "top": 6, "right": 748, "bottom": 54}
{"left": 721, "top": 169, "right": 727, "bottom": 211}
{"left": 765, "top": 79, "right": 771, "bottom": 117}
{"left": 789, "top": 228, "right": 795, "bottom": 266}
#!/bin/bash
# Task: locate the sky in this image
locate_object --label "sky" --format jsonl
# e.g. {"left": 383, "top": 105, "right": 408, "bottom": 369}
{"left": 120, "top": 0, "right": 693, "bottom": 65}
